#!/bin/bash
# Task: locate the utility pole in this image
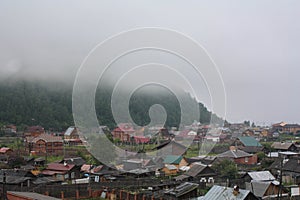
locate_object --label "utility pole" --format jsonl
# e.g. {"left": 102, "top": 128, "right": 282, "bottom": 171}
{"left": 2, "top": 172, "right": 6, "bottom": 200}
{"left": 277, "top": 155, "right": 284, "bottom": 200}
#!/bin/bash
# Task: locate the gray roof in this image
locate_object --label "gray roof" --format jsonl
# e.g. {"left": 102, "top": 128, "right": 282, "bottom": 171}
{"left": 201, "top": 185, "right": 253, "bottom": 200}
{"left": 64, "top": 127, "right": 75, "bottom": 136}
{"left": 164, "top": 182, "right": 199, "bottom": 197}
{"left": 7, "top": 191, "right": 60, "bottom": 200}
{"left": 218, "top": 149, "right": 252, "bottom": 158}
{"left": 247, "top": 171, "right": 275, "bottom": 181}
{"left": 245, "top": 182, "right": 274, "bottom": 197}
{"left": 185, "top": 163, "right": 214, "bottom": 178}
{"left": 271, "top": 142, "right": 295, "bottom": 150}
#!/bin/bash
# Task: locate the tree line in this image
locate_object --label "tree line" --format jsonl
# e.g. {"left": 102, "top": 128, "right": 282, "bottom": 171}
{"left": 0, "top": 80, "right": 223, "bottom": 131}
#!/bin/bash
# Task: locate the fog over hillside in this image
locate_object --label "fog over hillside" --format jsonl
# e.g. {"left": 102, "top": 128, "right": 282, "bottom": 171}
{"left": 1, "top": 1, "right": 300, "bottom": 124}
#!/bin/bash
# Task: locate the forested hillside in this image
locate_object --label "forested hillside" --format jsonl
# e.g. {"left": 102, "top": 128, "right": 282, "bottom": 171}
{"left": 0, "top": 80, "right": 222, "bottom": 131}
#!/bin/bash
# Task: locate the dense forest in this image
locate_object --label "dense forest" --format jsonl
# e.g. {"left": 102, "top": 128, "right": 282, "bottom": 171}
{"left": 0, "top": 80, "right": 223, "bottom": 131}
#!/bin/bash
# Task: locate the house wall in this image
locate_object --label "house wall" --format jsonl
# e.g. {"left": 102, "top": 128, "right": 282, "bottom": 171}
{"left": 162, "top": 168, "right": 177, "bottom": 176}
{"left": 265, "top": 185, "right": 280, "bottom": 197}
{"left": 112, "top": 131, "right": 130, "bottom": 142}
{"left": 234, "top": 155, "right": 257, "bottom": 165}
{"left": 26, "top": 140, "right": 63, "bottom": 156}
{"left": 179, "top": 159, "right": 188, "bottom": 168}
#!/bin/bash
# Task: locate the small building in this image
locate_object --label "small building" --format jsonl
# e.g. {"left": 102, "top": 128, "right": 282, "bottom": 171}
{"left": 269, "top": 157, "right": 300, "bottom": 184}
{"left": 24, "top": 126, "right": 45, "bottom": 137}
{"left": 217, "top": 149, "right": 258, "bottom": 165}
{"left": 245, "top": 181, "right": 287, "bottom": 199}
{"left": 200, "top": 185, "right": 258, "bottom": 200}
{"left": 175, "top": 163, "right": 216, "bottom": 184}
{"left": 111, "top": 123, "right": 135, "bottom": 142}
{"left": 153, "top": 141, "right": 187, "bottom": 156}
{"left": 272, "top": 122, "right": 300, "bottom": 134}
{"left": 42, "top": 162, "right": 79, "bottom": 181}
{"left": 162, "top": 164, "right": 178, "bottom": 176}
{"left": 163, "top": 155, "right": 188, "bottom": 169}
{"left": 0, "top": 147, "right": 13, "bottom": 155}
{"left": 164, "top": 182, "right": 199, "bottom": 199}
{"left": 271, "top": 142, "right": 297, "bottom": 152}
{"left": 243, "top": 171, "right": 276, "bottom": 183}
{"left": 233, "top": 136, "right": 263, "bottom": 154}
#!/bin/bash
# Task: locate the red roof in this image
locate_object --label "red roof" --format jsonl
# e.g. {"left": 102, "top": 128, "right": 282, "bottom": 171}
{"left": 0, "top": 147, "right": 12, "bottom": 153}
{"left": 26, "top": 134, "right": 63, "bottom": 143}
{"left": 46, "top": 163, "right": 75, "bottom": 172}
{"left": 26, "top": 126, "right": 45, "bottom": 133}
{"left": 42, "top": 170, "right": 65, "bottom": 175}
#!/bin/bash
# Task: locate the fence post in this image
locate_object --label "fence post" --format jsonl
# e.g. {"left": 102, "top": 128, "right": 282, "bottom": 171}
{"left": 119, "top": 190, "right": 122, "bottom": 200}
{"left": 61, "top": 191, "right": 64, "bottom": 200}
{"left": 88, "top": 187, "right": 92, "bottom": 197}
{"left": 76, "top": 189, "right": 79, "bottom": 199}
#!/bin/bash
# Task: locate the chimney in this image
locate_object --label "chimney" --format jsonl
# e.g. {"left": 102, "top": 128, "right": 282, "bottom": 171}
{"left": 233, "top": 185, "right": 240, "bottom": 196}
{"left": 230, "top": 146, "right": 236, "bottom": 151}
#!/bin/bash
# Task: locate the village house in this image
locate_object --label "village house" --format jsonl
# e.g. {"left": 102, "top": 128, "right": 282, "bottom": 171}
{"left": 0, "top": 147, "right": 13, "bottom": 155}
{"left": 0, "top": 169, "right": 36, "bottom": 191}
{"left": 271, "top": 141, "right": 298, "bottom": 152}
{"left": 111, "top": 123, "right": 135, "bottom": 142}
{"left": 217, "top": 148, "right": 258, "bottom": 165}
{"left": 270, "top": 157, "right": 300, "bottom": 184}
{"left": 175, "top": 163, "right": 216, "bottom": 185}
{"left": 25, "top": 134, "right": 63, "bottom": 156}
{"left": 153, "top": 140, "right": 187, "bottom": 156}
{"left": 242, "top": 170, "right": 288, "bottom": 198}
{"left": 200, "top": 185, "right": 258, "bottom": 200}
{"left": 42, "top": 162, "right": 80, "bottom": 181}
{"left": 24, "top": 126, "right": 45, "bottom": 137}
{"left": 2, "top": 124, "right": 17, "bottom": 136}
{"left": 164, "top": 182, "right": 199, "bottom": 199}
{"left": 232, "top": 136, "right": 263, "bottom": 154}
{"left": 161, "top": 155, "right": 188, "bottom": 176}
{"left": 272, "top": 122, "right": 300, "bottom": 134}
{"left": 245, "top": 182, "right": 286, "bottom": 199}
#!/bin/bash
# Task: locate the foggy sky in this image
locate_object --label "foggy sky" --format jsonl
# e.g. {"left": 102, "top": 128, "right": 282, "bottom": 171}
{"left": 0, "top": 0, "right": 299, "bottom": 125}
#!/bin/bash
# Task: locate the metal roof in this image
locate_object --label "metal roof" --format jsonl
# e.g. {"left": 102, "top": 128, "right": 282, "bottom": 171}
{"left": 163, "top": 155, "right": 183, "bottom": 164}
{"left": 64, "top": 127, "right": 75, "bottom": 136}
{"left": 218, "top": 149, "right": 252, "bottom": 158}
{"left": 201, "top": 185, "right": 252, "bottom": 200}
{"left": 238, "top": 136, "right": 262, "bottom": 147}
{"left": 247, "top": 171, "right": 275, "bottom": 181}
{"left": 8, "top": 191, "right": 60, "bottom": 200}
{"left": 245, "top": 182, "right": 270, "bottom": 197}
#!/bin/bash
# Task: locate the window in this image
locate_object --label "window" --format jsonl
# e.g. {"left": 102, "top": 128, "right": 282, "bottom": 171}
{"left": 71, "top": 172, "right": 75, "bottom": 179}
{"left": 200, "top": 178, "right": 207, "bottom": 182}
{"left": 245, "top": 157, "right": 249, "bottom": 162}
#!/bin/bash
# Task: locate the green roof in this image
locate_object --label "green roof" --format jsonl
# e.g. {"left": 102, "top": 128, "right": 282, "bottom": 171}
{"left": 163, "top": 155, "right": 183, "bottom": 164}
{"left": 238, "top": 136, "right": 262, "bottom": 147}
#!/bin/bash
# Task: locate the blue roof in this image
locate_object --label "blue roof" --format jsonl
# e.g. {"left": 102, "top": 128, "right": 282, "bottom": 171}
{"left": 163, "top": 155, "right": 183, "bottom": 164}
